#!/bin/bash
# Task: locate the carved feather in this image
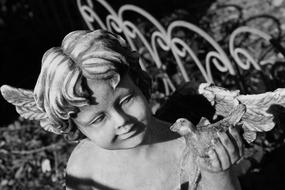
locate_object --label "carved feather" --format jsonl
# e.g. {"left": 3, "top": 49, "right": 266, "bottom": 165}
{"left": 198, "top": 83, "right": 285, "bottom": 135}
{"left": 40, "top": 119, "right": 63, "bottom": 134}
{"left": 1, "top": 85, "right": 65, "bottom": 134}
{"left": 198, "top": 83, "right": 240, "bottom": 117}
{"left": 0, "top": 85, "right": 47, "bottom": 121}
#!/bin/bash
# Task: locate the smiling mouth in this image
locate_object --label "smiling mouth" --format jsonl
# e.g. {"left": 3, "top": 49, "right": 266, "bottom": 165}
{"left": 118, "top": 124, "right": 145, "bottom": 140}
{"left": 119, "top": 129, "right": 137, "bottom": 140}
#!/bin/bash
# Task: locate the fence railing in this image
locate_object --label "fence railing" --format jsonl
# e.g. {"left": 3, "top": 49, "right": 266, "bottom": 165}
{"left": 77, "top": 0, "right": 285, "bottom": 99}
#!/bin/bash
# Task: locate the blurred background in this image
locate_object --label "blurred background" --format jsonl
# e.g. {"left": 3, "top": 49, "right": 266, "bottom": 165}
{"left": 1, "top": 0, "right": 285, "bottom": 189}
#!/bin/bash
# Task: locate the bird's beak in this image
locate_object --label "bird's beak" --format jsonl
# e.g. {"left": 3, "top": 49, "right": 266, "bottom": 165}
{"left": 170, "top": 122, "right": 179, "bottom": 132}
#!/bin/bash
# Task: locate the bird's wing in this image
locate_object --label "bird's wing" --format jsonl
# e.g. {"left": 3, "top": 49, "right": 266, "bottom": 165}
{"left": 238, "top": 88, "right": 285, "bottom": 108}
{"left": 198, "top": 83, "right": 240, "bottom": 117}
{"left": 238, "top": 88, "right": 285, "bottom": 132}
{"left": 198, "top": 83, "right": 285, "bottom": 143}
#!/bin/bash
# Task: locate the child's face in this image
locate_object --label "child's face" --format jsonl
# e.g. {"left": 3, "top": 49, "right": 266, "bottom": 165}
{"left": 73, "top": 74, "right": 152, "bottom": 150}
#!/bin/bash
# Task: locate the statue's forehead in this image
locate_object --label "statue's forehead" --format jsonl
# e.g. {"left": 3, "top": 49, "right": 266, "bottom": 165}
{"left": 86, "top": 74, "right": 132, "bottom": 105}
{"left": 75, "top": 75, "right": 133, "bottom": 125}
{"left": 86, "top": 79, "right": 115, "bottom": 104}
{"left": 75, "top": 80, "right": 115, "bottom": 124}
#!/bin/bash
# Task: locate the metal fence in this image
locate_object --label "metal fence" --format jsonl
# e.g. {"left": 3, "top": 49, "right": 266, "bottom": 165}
{"left": 77, "top": 0, "right": 285, "bottom": 100}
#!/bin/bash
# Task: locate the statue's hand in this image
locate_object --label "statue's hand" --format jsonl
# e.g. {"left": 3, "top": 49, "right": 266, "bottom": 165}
{"left": 197, "top": 126, "right": 244, "bottom": 173}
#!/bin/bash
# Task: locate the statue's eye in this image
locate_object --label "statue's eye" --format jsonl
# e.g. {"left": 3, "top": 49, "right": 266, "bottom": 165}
{"left": 120, "top": 93, "right": 134, "bottom": 105}
{"left": 91, "top": 113, "right": 106, "bottom": 125}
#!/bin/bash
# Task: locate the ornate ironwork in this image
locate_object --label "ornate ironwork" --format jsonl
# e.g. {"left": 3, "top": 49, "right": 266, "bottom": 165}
{"left": 77, "top": 0, "right": 285, "bottom": 97}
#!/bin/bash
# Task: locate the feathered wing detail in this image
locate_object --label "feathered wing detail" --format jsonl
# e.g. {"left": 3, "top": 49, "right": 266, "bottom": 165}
{"left": 0, "top": 85, "right": 62, "bottom": 134}
{"left": 198, "top": 83, "right": 285, "bottom": 142}
{"left": 198, "top": 83, "right": 240, "bottom": 117}
{"left": 40, "top": 119, "right": 63, "bottom": 134}
{"left": 237, "top": 88, "right": 285, "bottom": 132}
{"left": 241, "top": 107, "right": 274, "bottom": 132}
{"left": 1, "top": 85, "right": 46, "bottom": 120}
{"left": 242, "top": 126, "right": 257, "bottom": 143}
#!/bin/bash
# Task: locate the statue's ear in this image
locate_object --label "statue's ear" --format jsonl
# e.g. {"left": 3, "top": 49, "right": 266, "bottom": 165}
{"left": 1, "top": 85, "right": 47, "bottom": 120}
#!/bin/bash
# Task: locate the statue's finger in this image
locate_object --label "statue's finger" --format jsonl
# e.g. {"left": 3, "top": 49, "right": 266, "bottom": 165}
{"left": 212, "top": 137, "right": 230, "bottom": 170}
{"left": 229, "top": 126, "right": 244, "bottom": 158}
{"left": 217, "top": 131, "right": 239, "bottom": 164}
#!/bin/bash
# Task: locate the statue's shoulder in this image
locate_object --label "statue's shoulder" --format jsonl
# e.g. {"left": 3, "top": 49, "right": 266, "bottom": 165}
{"left": 66, "top": 139, "right": 98, "bottom": 178}
{"left": 66, "top": 139, "right": 102, "bottom": 189}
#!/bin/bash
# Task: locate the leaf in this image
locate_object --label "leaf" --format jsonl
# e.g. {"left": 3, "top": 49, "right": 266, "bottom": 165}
{"left": 41, "top": 159, "right": 51, "bottom": 173}
{"left": 0, "top": 149, "right": 8, "bottom": 154}
{"left": 15, "top": 166, "right": 24, "bottom": 179}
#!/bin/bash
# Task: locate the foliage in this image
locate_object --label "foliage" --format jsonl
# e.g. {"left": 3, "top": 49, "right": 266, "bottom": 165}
{"left": 0, "top": 118, "right": 76, "bottom": 190}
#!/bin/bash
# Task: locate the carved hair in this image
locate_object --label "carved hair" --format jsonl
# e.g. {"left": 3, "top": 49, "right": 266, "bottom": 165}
{"left": 25, "top": 30, "right": 150, "bottom": 141}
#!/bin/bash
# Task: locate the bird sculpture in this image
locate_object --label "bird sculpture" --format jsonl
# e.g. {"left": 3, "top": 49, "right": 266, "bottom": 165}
{"left": 198, "top": 83, "right": 285, "bottom": 142}
{"left": 170, "top": 104, "right": 246, "bottom": 158}
{"left": 170, "top": 83, "right": 285, "bottom": 166}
